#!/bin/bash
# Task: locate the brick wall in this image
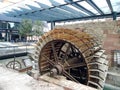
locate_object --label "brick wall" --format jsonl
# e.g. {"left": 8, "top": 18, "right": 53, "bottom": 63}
{"left": 103, "top": 34, "right": 120, "bottom": 66}
{"left": 55, "top": 20, "right": 120, "bottom": 66}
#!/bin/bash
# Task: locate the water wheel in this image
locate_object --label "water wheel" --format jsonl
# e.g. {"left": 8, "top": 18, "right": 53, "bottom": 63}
{"left": 32, "top": 28, "right": 108, "bottom": 90}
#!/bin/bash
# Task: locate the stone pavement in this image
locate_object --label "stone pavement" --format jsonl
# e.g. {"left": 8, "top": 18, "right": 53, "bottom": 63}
{"left": 0, "top": 65, "right": 96, "bottom": 90}
{"left": 0, "top": 65, "right": 64, "bottom": 90}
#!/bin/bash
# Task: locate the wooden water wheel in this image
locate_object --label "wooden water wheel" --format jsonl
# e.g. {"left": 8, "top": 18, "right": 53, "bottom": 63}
{"left": 31, "top": 28, "right": 108, "bottom": 90}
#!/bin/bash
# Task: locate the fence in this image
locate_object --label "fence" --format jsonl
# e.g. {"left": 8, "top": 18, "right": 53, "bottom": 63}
{"left": 0, "top": 45, "right": 34, "bottom": 60}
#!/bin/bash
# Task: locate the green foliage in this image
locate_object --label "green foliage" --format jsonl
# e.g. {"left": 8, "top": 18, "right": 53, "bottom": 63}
{"left": 18, "top": 19, "right": 46, "bottom": 38}
{"left": 32, "top": 20, "right": 46, "bottom": 36}
{"left": 18, "top": 19, "right": 33, "bottom": 37}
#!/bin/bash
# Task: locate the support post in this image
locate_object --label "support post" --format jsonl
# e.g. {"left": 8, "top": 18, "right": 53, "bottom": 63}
{"left": 6, "top": 22, "right": 9, "bottom": 41}
{"left": 5, "top": 29, "right": 8, "bottom": 41}
{"left": 113, "top": 12, "right": 117, "bottom": 20}
{"left": 51, "top": 22, "right": 55, "bottom": 30}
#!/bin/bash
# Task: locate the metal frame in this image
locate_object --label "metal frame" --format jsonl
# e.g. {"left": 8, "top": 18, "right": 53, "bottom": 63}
{"left": 106, "top": 0, "right": 113, "bottom": 13}
{"left": 64, "top": 0, "right": 95, "bottom": 16}
{"left": 52, "top": 13, "right": 120, "bottom": 22}
{"left": 86, "top": 0, "right": 104, "bottom": 15}
{"left": 0, "top": 14, "right": 21, "bottom": 22}
{"left": 51, "top": 21, "right": 55, "bottom": 29}
{"left": 50, "top": 0, "right": 87, "bottom": 16}
{"left": 1, "top": 0, "right": 120, "bottom": 22}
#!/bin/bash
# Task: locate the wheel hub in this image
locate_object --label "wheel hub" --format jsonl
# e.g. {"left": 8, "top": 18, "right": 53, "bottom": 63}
{"left": 50, "top": 64, "right": 63, "bottom": 77}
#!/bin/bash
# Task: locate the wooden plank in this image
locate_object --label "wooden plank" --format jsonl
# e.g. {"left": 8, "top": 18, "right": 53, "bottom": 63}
{"left": 18, "top": 66, "right": 32, "bottom": 72}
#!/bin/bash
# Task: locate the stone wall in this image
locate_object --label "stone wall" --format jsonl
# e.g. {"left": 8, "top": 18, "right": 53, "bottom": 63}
{"left": 55, "top": 20, "right": 120, "bottom": 66}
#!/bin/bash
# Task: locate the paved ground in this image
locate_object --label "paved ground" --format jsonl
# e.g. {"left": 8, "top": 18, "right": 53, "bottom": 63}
{"left": 0, "top": 65, "right": 64, "bottom": 90}
{"left": 0, "top": 65, "right": 96, "bottom": 90}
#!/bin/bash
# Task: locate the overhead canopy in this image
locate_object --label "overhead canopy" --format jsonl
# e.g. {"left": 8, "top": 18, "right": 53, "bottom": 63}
{"left": 0, "top": 0, "right": 120, "bottom": 22}
{"left": 0, "top": 14, "right": 21, "bottom": 22}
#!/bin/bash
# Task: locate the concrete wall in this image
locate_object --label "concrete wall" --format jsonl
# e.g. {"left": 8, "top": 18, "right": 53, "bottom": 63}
{"left": 55, "top": 20, "right": 120, "bottom": 66}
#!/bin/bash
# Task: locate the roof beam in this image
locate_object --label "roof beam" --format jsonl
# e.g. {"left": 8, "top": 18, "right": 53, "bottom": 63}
{"left": 12, "top": 2, "right": 79, "bottom": 20}
{"left": 7, "top": 8, "right": 64, "bottom": 21}
{"left": 106, "top": 0, "right": 113, "bottom": 13}
{"left": 13, "top": 8, "right": 75, "bottom": 22}
{"left": 3, "top": 11, "right": 18, "bottom": 16}
{"left": 60, "top": 6, "right": 86, "bottom": 16}
{"left": 32, "top": 3, "right": 80, "bottom": 18}
{"left": 52, "top": 12, "right": 120, "bottom": 22}
{"left": 22, "top": 12, "right": 62, "bottom": 20}
{"left": 48, "top": 8, "right": 75, "bottom": 18}
{"left": 36, "top": 1, "right": 77, "bottom": 17}
{"left": 49, "top": 0, "right": 87, "bottom": 16}
{"left": 5, "top": 9, "right": 26, "bottom": 16}
{"left": 17, "top": 8, "right": 74, "bottom": 21}
{"left": 6, "top": 0, "right": 88, "bottom": 21}
{"left": 18, "top": 10, "right": 66, "bottom": 21}
{"left": 14, "top": 15, "right": 50, "bottom": 21}
{"left": 16, "top": 0, "right": 85, "bottom": 17}
{"left": 64, "top": 0, "right": 95, "bottom": 16}
{"left": 13, "top": 6, "right": 70, "bottom": 19}
{"left": 35, "top": 10, "right": 67, "bottom": 19}
{"left": 15, "top": 13, "right": 67, "bottom": 22}
{"left": 14, "top": 5, "right": 70, "bottom": 20}
{"left": 0, "top": 14, "right": 21, "bottom": 23}
{"left": 71, "top": 3, "right": 95, "bottom": 16}
{"left": 86, "top": 0, "right": 104, "bottom": 15}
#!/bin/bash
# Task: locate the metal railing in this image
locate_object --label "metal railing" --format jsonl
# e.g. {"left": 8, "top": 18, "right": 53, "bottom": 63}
{"left": 0, "top": 45, "right": 34, "bottom": 56}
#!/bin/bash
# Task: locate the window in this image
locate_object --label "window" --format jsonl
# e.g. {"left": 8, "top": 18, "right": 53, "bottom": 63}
{"left": 114, "top": 50, "right": 120, "bottom": 67}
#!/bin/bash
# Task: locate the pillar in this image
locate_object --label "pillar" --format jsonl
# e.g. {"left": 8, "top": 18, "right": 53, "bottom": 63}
{"left": 51, "top": 22, "right": 55, "bottom": 30}
{"left": 113, "top": 12, "right": 117, "bottom": 20}
{"left": 6, "top": 22, "right": 9, "bottom": 41}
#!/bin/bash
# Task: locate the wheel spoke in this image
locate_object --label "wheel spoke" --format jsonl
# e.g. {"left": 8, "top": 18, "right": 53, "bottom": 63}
{"left": 65, "top": 63, "right": 86, "bottom": 70}
{"left": 62, "top": 43, "right": 71, "bottom": 65}
{"left": 70, "top": 45, "right": 80, "bottom": 57}
{"left": 71, "top": 45, "right": 76, "bottom": 54}
{"left": 43, "top": 55, "right": 55, "bottom": 66}
{"left": 51, "top": 42, "right": 58, "bottom": 63}
{"left": 63, "top": 70, "right": 79, "bottom": 83}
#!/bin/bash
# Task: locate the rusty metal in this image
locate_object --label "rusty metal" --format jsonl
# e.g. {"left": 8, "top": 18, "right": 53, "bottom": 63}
{"left": 6, "top": 60, "right": 22, "bottom": 70}
{"left": 31, "top": 28, "right": 108, "bottom": 90}
{"left": 18, "top": 66, "right": 32, "bottom": 72}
